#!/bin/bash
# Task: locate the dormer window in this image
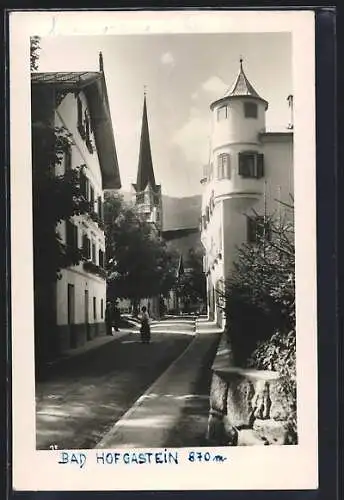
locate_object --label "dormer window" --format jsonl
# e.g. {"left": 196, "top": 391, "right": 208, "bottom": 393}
{"left": 244, "top": 102, "right": 258, "bottom": 119}
{"left": 238, "top": 151, "right": 264, "bottom": 179}
{"left": 217, "top": 105, "right": 228, "bottom": 121}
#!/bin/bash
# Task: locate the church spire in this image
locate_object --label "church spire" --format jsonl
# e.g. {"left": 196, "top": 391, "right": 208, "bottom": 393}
{"left": 135, "top": 90, "right": 156, "bottom": 192}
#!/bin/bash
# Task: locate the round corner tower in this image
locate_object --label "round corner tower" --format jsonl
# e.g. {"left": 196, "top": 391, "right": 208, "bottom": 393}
{"left": 201, "top": 59, "right": 269, "bottom": 325}
{"left": 208, "top": 58, "right": 268, "bottom": 212}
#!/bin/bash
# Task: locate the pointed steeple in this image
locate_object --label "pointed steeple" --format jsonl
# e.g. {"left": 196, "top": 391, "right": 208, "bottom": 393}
{"left": 135, "top": 91, "right": 156, "bottom": 192}
{"left": 177, "top": 254, "right": 185, "bottom": 278}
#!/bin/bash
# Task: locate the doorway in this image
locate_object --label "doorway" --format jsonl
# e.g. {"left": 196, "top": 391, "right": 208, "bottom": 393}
{"left": 67, "top": 284, "right": 76, "bottom": 348}
{"left": 85, "top": 289, "right": 90, "bottom": 340}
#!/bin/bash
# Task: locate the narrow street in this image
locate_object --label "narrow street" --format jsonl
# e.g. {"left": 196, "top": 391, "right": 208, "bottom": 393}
{"left": 35, "top": 318, "right": 196, "bottom": 450}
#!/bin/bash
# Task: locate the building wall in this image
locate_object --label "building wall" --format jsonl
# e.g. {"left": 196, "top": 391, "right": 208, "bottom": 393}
{"left": 211, "top": 99, "right": 266, "bottom": 149}
{"left": 54, "top": 91, "right": 107, "bottom": 352}
{"left": 201, "top": 97, "right": 293, "bottom": 327}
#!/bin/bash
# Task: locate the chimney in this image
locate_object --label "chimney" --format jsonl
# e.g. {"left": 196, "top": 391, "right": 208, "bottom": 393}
{"left": 99, "top": 52, "right": 104, "bottom": 73}
{"left": 287, "top": 94, "right": 293, "bottom": 130}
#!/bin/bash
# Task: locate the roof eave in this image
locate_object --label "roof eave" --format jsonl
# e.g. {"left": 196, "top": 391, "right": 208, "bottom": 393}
{"left": 210, "top": 94, "right": 269, "bottom": 111}
{"left": 84, "top": 75, "right": 122, "bottom": 190}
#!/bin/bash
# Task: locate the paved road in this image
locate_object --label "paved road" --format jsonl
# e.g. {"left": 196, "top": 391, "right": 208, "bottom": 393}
{"left": 35, "top": 318, "right": 195, "bottom": 450}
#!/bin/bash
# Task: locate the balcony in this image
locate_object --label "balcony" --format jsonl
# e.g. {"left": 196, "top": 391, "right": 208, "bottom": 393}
{"left": 83, "top": 260, "right": 107, "bottom": 280}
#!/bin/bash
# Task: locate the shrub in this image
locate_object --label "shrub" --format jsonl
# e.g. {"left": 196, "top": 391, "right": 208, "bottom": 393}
{"left": 224, "top": 204, "right": 295, "bottom": 366}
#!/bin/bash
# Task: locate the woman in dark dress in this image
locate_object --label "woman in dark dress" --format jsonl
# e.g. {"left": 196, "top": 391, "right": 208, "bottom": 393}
{"left": 140, "top": 306, "right": 151, "bottom": 344}
{"left": 105, "top": 301, "right": 113, "bottom": 336}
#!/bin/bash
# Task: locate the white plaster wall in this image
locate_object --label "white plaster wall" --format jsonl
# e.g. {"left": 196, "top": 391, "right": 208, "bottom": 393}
{"left": 57, "top": 93, "right": 102, "bottom": 191}
{"left": 56, "top": 269, "right": 106, "bottom": 325}
{"left": 253, "top": 138, "right": 294, "bottom": 216}
{"left": 54, "top": 91, "right": 107, "bottom": 327}
{"left": 212, "top": 99, "right": 266, "bottom": 150}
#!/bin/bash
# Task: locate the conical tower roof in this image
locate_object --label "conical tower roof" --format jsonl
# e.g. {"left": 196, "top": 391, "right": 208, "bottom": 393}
{"left": 134, "top": 93, "right": 157, "bottom": 192}
{"left": 211, "top": 58, "right": 268, "bottom": 110}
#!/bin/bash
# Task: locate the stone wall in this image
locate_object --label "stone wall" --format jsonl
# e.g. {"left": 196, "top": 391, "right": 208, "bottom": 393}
{"left": 207, "top": 335, "right": 296, "bottom": 446}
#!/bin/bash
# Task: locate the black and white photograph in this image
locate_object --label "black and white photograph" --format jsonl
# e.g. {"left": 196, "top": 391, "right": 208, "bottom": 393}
{"left": 10, "top": 10, "right": 318, "bottom": 491}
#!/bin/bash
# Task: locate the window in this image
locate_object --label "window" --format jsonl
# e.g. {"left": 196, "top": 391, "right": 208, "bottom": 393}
{"left": 97, "top": 196, "right": 103, "bottom": 219}
{"left": 66, "top": 220, "right": 78, "bottom": 249}
{"left": 136, "top": 192, "right": 144, "bottom": 204}
{"left": 67, "top": 284, "right": 75, "bottom": 325}
{"left": 77, "top": 96, "right": 86, "bottom": 139}
{"left": 217, "top": 153, "right": 230, "bottom": 179}
{"left": 92, "top": 242, "right": 96, "bottom": 264}
{"left": 85, "top": 111, "right": 94, "bottom": 154}
{"left": 64, "top": 146, "right": 72, "bottom": 172}
{"left": 93, "top": 296, "right": 97, "bottom": 320}
{"left": 247, "top": 216, "right": 272, "bottom": 244}
{"left": 217, "top": 105, "right": 228, "bottom": 121}
{"left": 83, "top": 234, "right": 91, "bottom": 259}
{"left": 244, "top": 102, "right": 258, "bottom": 118}
{"left": 101, "top": 298, "right": 104, "bottom": 319}
{"left": 238, "top": 152, "right": 264, "bottom": 179}
{"left": 98, "top": 249, "right": 104, "bottom": 268}
{"left": 90, "top": 185, "right": 95, "bottom": 210}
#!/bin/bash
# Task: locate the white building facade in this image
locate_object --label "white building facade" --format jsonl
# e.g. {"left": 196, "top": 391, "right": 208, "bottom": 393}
{"left": 200, "top": 60, "right": 294, "bottom": 326}
{"left": 32, "top": 54, "right": 121, "bottom": 352}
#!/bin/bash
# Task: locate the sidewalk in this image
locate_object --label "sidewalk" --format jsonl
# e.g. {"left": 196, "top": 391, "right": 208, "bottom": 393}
{"left": 96, "top": 318, "right": 223, "bottom": 449}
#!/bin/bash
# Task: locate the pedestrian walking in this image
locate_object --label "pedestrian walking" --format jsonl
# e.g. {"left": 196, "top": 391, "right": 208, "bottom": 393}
{"left": 105, "top": 301, "right": 113, "bottom": 336}
{"left": 140, "top": 306, "right": 151, "bottom": 344}
{"left": 113, "top": 302, "right": 121, "bottom": 332}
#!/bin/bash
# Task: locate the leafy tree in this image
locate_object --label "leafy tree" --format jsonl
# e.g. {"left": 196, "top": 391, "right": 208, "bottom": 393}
{"left": 104, "top": 192, "right": 178, "bottom": 309}
{"left": 223, "top": 202, "right": 295, "bottom": 365}
{"left": 175, "top": 248, "right": 206, "bottom": 311}
{"left": 32, "top": 124, "right": 91, "bottom": 285}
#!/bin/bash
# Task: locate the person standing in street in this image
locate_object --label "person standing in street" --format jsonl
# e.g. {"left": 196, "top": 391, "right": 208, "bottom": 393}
{"left": 105, "top": 301, "right": 113, "bottom": 336}
{"left": 113, "top": 302, "right": 121, "bottom": 332}
{"left": 140, "top": 306, "right": 151, "bottom": 344}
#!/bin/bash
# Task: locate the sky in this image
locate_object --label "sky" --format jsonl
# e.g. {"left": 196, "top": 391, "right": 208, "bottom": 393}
{"left": 37, "top": 33, "right": 292, "bottom": 198}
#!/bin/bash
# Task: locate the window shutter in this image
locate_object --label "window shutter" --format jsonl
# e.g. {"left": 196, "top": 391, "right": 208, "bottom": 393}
{"left": 82, "top": 234, "right": 88, "bottom": 257}
{"left": 238, "top": 153, "right": 248, "bottom": 177}
{"left": 257, "top": 154, "right": 264, "bottom": 178}
{"left": 80, "top": 171, "right": 86, "bottom": 198}
{"left": 86, "top": 238, "right": 91, "bottom": 259}
{"left": 90, "top": 186, "right": 95, "bottom": 207}
{"left": 217, "top": 155, "right": 222, "bottom": 179}
{"left": 225, "top": 154, "right": 231, "bottom": 178}
{"left": 98, "top": 196, "right": 102, "bottom": 219}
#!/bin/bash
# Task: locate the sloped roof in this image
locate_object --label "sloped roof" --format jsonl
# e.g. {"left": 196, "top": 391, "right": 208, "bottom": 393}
{"left": 211, "top": 59, "right": 268, "bottom": 110}
{"left": 31, "top": 66, "right": 121, "bottom": 190}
